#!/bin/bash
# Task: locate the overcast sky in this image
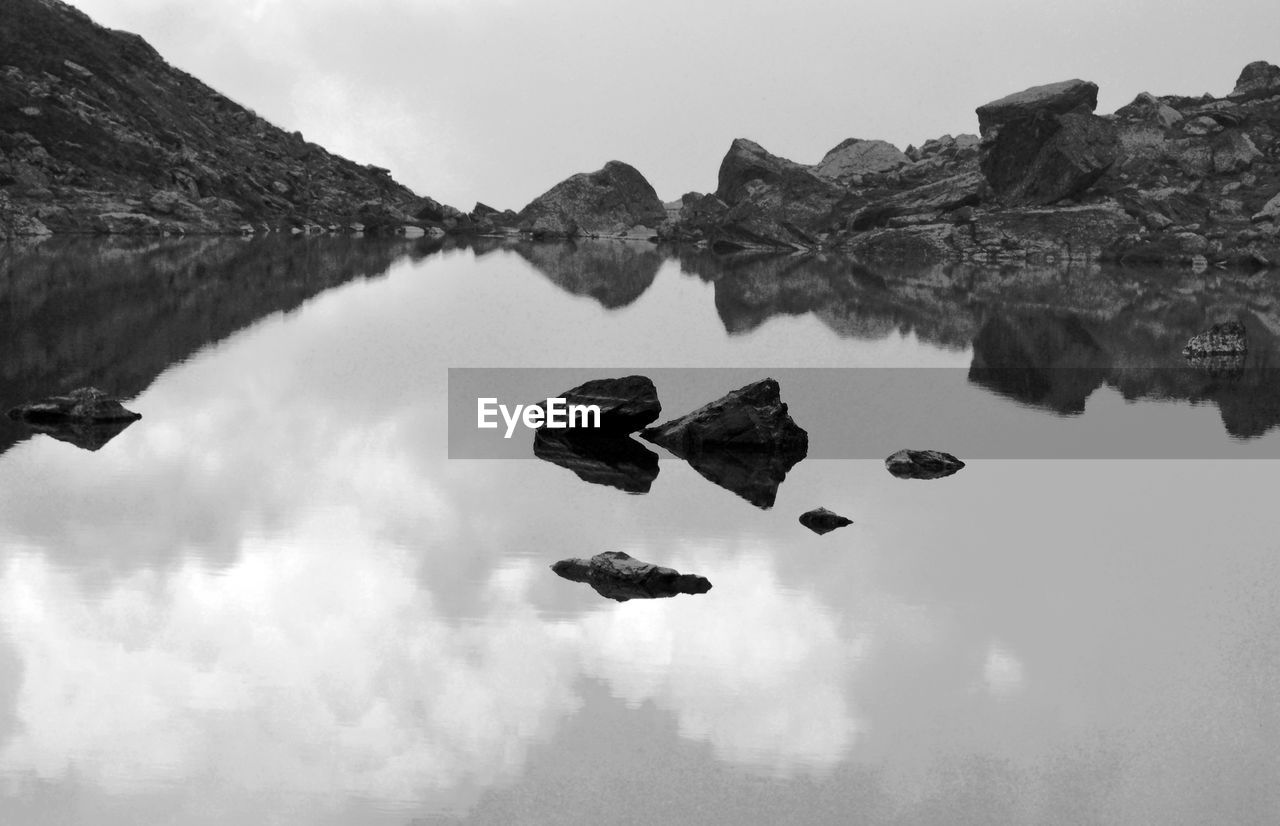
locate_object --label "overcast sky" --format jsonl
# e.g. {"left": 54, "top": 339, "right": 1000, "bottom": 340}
{"left": 69, "top": 0, "right": 1280, "bottom": 211}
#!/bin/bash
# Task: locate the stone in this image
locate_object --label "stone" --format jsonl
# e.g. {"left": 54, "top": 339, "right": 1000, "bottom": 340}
{"left": 516, "top": 161, "right": 666, "bottom": 238}
{"left": 541, "top": 375, "right": 660, "bottom": 434}
{"left": 1212, "top": 131, "right": 1262, "bottom": 174}
{"left": 1252, "top": 192, "right": 1280, "bottom": 222}
{"left": 641, "top": 378, "right": 808, "bottom": 455}
{"left": 799, "top": 507, "right": 853, "bottom": 535}
{"left": 848, "top": 171, "right": 985, "bottom": 230}
{"left": 8, "top": 387, "right": 142, "bottom": 423}
{"left": 980, "top": 110, "right": 1118, "bottom": 205}
{"left": 811, "top": 138, "right": 910, "bottom": 182}
{"left": 1183, "top": 116, "right": 1223, "bottom": 136}
{"left": 1230, "top": 61, "right": 1280, "bottom": 100}
{"left": 975, "top": 79, "right": 1099, "bottom": 137}
{"left": 885, "top": 448, "right": 965, "bottom": 480}
{"left": 1183, "top": 321, "right": 1247, "bottom": 357}
{"left": 551, "top": 551, "right": 712, "bottom": 602}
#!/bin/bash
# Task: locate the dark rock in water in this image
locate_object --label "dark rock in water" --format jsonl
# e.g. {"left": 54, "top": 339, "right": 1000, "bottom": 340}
{"left": 544, "top": 375, "right": 660, "bottom": 434}
{"left": 8, "top": 387, "right": 141, "bottom": 423}
{"left": 675, "top": 444, "right": 805, "bottom": 509}
{"left": 885, "top": 449, "right": 965, "bottom": 480}
{"left": 516, "top": 161, "right": 666, "bottom": 238}
{"left": 641, "top": 378, "right": 807, "bottom": 454}
{"left": 551, "top": 551, "right": 712, "bottom": 602}
{"left": 641, "top": 378, "right": 808, "bottom": 509}
{"left": 799, "top": 507, "right": 853, "bottom": 535}
{"left": 532, "top": 429, "right": 659, "bottom": 494}
{"left": 7, "top": 387, "right": 141, "bottom": 450}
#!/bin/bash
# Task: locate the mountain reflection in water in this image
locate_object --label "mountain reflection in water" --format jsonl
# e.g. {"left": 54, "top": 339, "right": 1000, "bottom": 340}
{"left": 0, "top": 236, "right": 1278, "bottom": 824}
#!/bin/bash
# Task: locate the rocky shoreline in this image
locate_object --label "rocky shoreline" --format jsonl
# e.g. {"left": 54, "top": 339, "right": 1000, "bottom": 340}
{"left": 2, "top": 0, "right": 1279, "bottom": 268}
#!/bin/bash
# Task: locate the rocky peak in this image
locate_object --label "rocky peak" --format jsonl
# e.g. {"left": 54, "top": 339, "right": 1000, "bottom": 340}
{"left": 1231, "top": 60, "right": 1280, "bottom": 100}
{"left": 975, "top": 79, "right": 1100, "bottom": 137}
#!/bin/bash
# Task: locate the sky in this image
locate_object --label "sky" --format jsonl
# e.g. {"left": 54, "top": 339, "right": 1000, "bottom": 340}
{"left": 67, "top": 0, "right": 1280, "bottom": 211}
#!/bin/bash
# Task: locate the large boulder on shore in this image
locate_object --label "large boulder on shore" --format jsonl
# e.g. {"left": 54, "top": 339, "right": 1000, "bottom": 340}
{"left": 811, "top": 138, "right": 909, "bottom": 183}
{"left": 641, "top": 378, "right": 807, "bottom": 454}
{"left": 551, "top": 551, "right": 712, "bottom": 602}
{"left": 976, "top": 79, "right": 1117, "bottom": 206}
{"left": 516, "top": 161, "right": 666, "bottom": 238}
{"left": 1230, "top": 61, "right": 1280, "bottom": 101}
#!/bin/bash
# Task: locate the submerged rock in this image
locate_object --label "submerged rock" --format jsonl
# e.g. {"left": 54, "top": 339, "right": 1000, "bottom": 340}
{"left": 885, "top": 449, "right": 965, "bottom": 480}
{"left": 543, "top": 375, "right": 660, "bottom": 434}
{"left": 551, "top": 551, "right": 712, "bottom": 602}
{"left": 641, "top": 378, "right": 807, "bottom": 454}
{"left": 516, "top": 161, "right": 666, "bottom": 238}
{"left": 799, "top": 507, "right": 853, "bottom": 535}
{"left": 532, "top": 429, "right": 659, "bottom": 494}
{"left": 8, "top": 387, "right": 141, "bottom": 423}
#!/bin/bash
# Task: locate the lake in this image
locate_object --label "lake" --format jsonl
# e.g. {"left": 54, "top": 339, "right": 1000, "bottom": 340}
{"left": 0, "top": 235, "right": 1278, "bottom": 825}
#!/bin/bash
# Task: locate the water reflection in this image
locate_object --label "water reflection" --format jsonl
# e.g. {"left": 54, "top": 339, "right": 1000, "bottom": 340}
{"left": 532, "top": 429, "right": 659, "bottom": 494}
{"left": 0, "top": 238, "right": 1279, "bottom": 823}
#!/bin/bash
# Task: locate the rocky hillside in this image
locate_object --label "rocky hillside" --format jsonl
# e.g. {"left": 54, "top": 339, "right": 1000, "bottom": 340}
{"left": 0, "top": 0, "right": 465, "bottom": 238}
{"left": 657, "top": 62, "right": 1280, "bottom": 267}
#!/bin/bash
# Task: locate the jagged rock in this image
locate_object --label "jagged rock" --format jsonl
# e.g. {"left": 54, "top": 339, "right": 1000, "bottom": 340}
{"left": 551, "top": 551, "right": 711, "bottom": 602}
{"left": 1116, "top": 92, "right": 1184, "bottom": 128}
{"left": 641, "top": 378, "right": 808, "bottom": 508}
{"left": 811, "top": 138, "right": 910, "bottom": 183}
{"left": 980, "top": 109, "right": 1118, "bottom": 206}
{"left": 532, "top": 429, "right": 659, "bottom": 494}
{"left": 975, "top": 79, "right": 1100, "bottom": 137}
{"left": 799, "top": 507, "right": 852, "bottom": 535}
{"left": 1254, "top": 192, "right": 1280, "bottom": 222}
{"left": 8, "top": 387, "right": 142, "bottom": 423}
{"left": 1230, "top": 61, "right": 1280, "bottom": 100}
{"left": 641, "top": 378, "right": 808, "bottom": 454}
{"left": 1212, "top": 131, "right": 1263, "bottom": 174}
{"left": 705, "top": 138, "right": 845, "bottom": 248}
{"left": 542, "top": 375, "right": 660, "bottom": 434}
{"left": 885, "top": 449, "right": 965, "bottom": 480}
{"left": 1183, "top": 321, "right": 1247, "bottom": 357}
{"left": 516, "top": 161, "right": 665, "bottom": 238}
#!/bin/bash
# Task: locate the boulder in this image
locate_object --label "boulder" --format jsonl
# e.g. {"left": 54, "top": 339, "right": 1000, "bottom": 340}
{"left": 848, "top": 171, "right": 986, "bottom": 230}
{"left": 551, "top": 551, "right": 712, "bottom": 602}
{"left": 980, "top": 110, "right": 1118, "bottom": 205}
{"left": 641, "top": 378, "right": 808, "bottom": 454}
{"left": 885, "top": 448, "right": 965, "bottom": 480}
{"left": 975, "top": 79, "right": 1100, "bottom": 138}
{"left": 1253, "top": 192, "right": 1280, "bottom": 222}
{"left": 799, "top": 507, "right": 853, "bottom": 535}
{"left": 811, "top": 138, "right": 910, "bottom": 183}
{"left": 1212, "top": 131, "right": 1263, "bottom": 174}
{"left": 541, "top": 375, "right": 660, "bottom": 434}
{"left": 1115, "top": 92, "right": 1184, "bottom": 128}
{"left": 516, "top": 161, "right": 666, "bottom": 238}
{"left": 1230, "top": 61, "right": 1280, "bottom": 100}
{"left": 1183, "top": 321, "right": 1247, "bottom": 357}
{"left": 8, "top": 387, "right": 142, "bottom": 423}
{"left": 532, "top": 429, "right": 659, "bottom": 494}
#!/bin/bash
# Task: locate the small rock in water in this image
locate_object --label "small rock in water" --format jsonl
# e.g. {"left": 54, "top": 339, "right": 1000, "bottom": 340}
{"left": 7, "top": 387, "right": 142, "bottom": 423}
{"left": 1182, "top": 321, "right": 1247, "bottom": 357}
{"left": 551, "top": 551, "right": 712, "bottom": 602}
{"left": 885, "top": 449, "right": 965, "bottom": 480}
{"left": 799, "top": 507, "right": 853, "bottom": 535}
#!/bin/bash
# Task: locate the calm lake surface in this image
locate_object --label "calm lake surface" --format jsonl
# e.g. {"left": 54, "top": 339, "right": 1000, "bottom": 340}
{"left": 0, "top": 235, "right": 1278, "bottom": 825}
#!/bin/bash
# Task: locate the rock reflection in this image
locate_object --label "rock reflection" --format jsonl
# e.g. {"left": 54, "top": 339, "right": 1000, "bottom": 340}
{"left": 532, "top": 429, "right": 659, "bottom": 494}
{"left": 551, "top": 551, "right": 711, "bottom": 601}
{"left": 510, "top": 239, "right": 663, "bottom": 309}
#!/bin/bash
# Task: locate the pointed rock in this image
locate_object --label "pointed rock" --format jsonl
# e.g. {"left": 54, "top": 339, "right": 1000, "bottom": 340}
{"left": 799, "top": 507, "right": 853, "bottom": 535}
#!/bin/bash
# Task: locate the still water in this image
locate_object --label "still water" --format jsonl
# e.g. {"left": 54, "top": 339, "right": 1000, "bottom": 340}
{"left": 0, "top": 236, "right": 1278, "bottom": 824}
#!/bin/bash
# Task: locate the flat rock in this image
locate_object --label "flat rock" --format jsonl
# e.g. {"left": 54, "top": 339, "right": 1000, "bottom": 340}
{"left": 551, "top": 551, "right": 711, "bottom": 602}
{"left": 799, "top": 507, "right": 853, "bottom": 535}
{"left": 543, "top": 375, "right": 660, "bottom": 434}
{"left": 885, "top": 448, "right": 965, "bottom": 480}
{"left": 976, "top": 79, "right": 1100, "bottom": 137}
